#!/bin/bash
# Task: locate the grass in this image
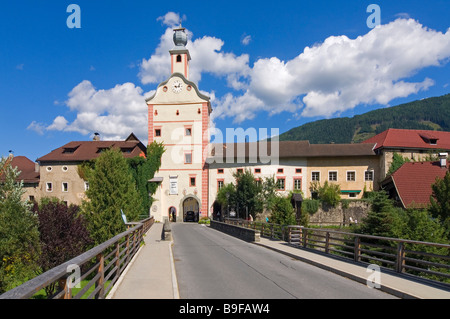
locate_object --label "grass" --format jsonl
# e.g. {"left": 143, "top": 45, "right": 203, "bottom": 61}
{"left": 32, "top": 280, "right": 112, "bottom": 299}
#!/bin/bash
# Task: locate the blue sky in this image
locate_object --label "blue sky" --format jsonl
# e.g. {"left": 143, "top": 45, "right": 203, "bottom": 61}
{"left": 1, "top": 0, "right": 449, "bottom": 161}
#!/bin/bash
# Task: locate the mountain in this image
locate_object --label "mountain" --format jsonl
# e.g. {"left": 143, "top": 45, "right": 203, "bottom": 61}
{"left": 278, "top": 93, "right": 450, "bottom": 144}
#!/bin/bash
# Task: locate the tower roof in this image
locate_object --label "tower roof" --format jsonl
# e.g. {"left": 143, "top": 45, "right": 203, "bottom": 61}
{"left": 173, "top": 26, "right": 188, "bottom": 48}
{"left": 170, "top": 26, "right": 191, "bottom": 60}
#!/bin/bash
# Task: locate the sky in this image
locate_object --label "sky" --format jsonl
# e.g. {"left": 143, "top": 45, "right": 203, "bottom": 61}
{"left": 1, "top": 0, "right": 449, "bottom": 162}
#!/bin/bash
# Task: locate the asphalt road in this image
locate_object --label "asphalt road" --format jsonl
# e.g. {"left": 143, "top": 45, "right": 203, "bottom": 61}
{"left": 172, "top": 223, "right": 397, "bottom": 299}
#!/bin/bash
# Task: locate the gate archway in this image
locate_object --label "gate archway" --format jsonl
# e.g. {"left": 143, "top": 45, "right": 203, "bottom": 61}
{"left": 181, "top": 196, "right": 200, "bottom": 222}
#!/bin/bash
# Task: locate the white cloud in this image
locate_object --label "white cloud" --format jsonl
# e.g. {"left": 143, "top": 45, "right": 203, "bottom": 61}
{"left": 27, "top": 121, "right": 45, "bottom": 135}
{"left": 139, "top": 12, "right": 251, "bottom": 89}
{"left": 157, "top": 11, "right": 186, "bottom": 28}
{"left": 241, "top": 34, "right": 252, "bottom": 46}
{"left": 217, "top": 18, "right": 450, "bottom": 121}
{"left": 34, "top": 80, "right": 153, "bottom": 143}
{"left": 47, "top": 116, "right": 68, "bottom": 131}
{"left": 32, "top": 15, "right": 450, "bottom": 140}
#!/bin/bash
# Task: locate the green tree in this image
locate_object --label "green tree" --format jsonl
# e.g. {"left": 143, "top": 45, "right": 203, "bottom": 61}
{"left": 354, "top": 191, "right": 406, "bottom": 238}
{"left": 216, "top": 172, "right": 277, "bottom": 220}
{"left": 268, "top": 195, "right": 296, "bottom": 225}
{"left": 317, "top": 181, "right": 341, "bottom": 207}
{"left": 429, "top": 171, "right": 450, "bottom": 238}
{"left": 81, "top": 148, "right": 143, "bottom": 245}
{"left": 388, "top": 152, "right": 410, "bottom": 175}
{"left": 233, "top": 169, "right": 264, "bottom": 219}
{"left": 0, "top": 157, "right": 41, "bottom": 293}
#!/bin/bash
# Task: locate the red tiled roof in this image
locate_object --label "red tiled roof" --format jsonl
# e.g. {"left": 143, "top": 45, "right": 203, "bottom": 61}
{"left": 37, "top": 134, "right": 146, "bottom": 163}
{"left": 362, "top": 129, "right": 450, "bottom": 150}
{"left": 1, "top": 156, "right": 40, "bottom": 183}
{"left": 388, "top": 161, "right": 449, "bottom": 208}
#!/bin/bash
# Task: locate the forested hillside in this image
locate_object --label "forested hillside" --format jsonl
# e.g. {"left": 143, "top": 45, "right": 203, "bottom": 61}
{"left": 279, "top": 94, "right": 450, "bottom": 143}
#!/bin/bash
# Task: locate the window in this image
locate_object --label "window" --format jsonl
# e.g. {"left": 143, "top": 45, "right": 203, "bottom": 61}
{"left": 189, "top": 177, "right": 196, "bottom": 187}
{"left": 62, "top": 166, "right": 68, "bottom": 172}
{"left": 46, "top": 166, "right": 52, "bottom": 172}
{"left": 217, "top": 169, "right": 224, "bottom": 174}
{"left": 155, "top": 129, "right": 161, "bottom": 137}
{"left": 185, "top": 127, "right": 192, "bottom": 136}
{"left": 328, "top": 171, "right": 337, "bottom": 181}
{"left": 293, "top": 178, "right": 301, "bottom": 190}
{"left": 276, "top": 178, "right": 285, "bottom": 190}
{"left": 295, "top": 168, "right": 302, "bottom": 174}
{"left": 236, "top": 168, "right": 243, "bottom": 174}
{"left": 349, "top": 193, "right": 357, "bottom": 198}
{"left": 254, "top": 168, "right": 261, "bottom": 174}
{"left": 84, "top": 182, "right": 89, "bottom": 191}
{"left": 312, "top": 171, "right": 320, "bottom": 181}
{"left": 62, "top": 182, "right": 68, "bottom": 192}
{"left": 365, "top": 170, "right": 374, "bottom": 181}
{"left": 277, "top": 168, "right": 284, "bottom": 174}
{"left": 217, "top": 180, "right": 224, "bottom": 191}
{"left": 46, "top": 182, "right": 53, "bottom": 192}
{"left": 347, "top": 171, "right": 356, "bottom": 181}
{"left": 121, "top": 148, "right": 133, "bottom": 153}
{"left": 185, "top": 153, "right": 192, "bottom": 164}
{"left": 176, "top": 54, "right": 182, "bottom": 62}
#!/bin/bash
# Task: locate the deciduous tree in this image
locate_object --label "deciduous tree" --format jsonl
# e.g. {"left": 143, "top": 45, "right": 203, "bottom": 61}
{"left": 0, "top": 157, "right": 40, "bottom": 293}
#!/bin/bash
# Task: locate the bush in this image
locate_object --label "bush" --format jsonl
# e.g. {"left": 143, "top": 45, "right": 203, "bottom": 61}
{"left": 302, "top": 199, "right": 320, "bottom": 214}
{"left": 269, "top": 196, "right": 296, "bottom": 225}
{"left": 318, "top": 181, "right": 341, "bottom": 207}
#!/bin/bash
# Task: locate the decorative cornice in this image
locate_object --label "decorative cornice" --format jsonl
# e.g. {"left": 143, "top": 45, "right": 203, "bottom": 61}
{"left": 145, "top": 72, "right": 211, "bottom": 107}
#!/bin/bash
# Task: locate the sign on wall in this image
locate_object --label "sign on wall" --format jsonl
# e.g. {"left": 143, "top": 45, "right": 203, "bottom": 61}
{"left": 169, "top": 176, "right": 178, "bottom": 195}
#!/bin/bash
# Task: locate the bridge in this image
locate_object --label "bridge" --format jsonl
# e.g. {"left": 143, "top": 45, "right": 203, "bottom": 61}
{"left": 1, "top": 217, "right": 449, "bottom": 300}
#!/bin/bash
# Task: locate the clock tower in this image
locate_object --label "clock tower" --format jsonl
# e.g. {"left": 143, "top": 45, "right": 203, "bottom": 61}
{"left": 146, "top": 26, "right": 212, "bottom": 223}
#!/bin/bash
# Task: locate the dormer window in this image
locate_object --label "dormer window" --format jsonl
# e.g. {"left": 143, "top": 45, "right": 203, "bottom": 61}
{"left": 419, "top": 133, "right": 439, "bottom": 145}
{"left": 121, "top": 148, "right": 133, "bottom": 153}
{"left": 63, "top": 145, "right": 79, "bottom": 154}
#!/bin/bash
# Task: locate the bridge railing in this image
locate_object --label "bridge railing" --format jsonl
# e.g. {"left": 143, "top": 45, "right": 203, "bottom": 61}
{"left": 224, "top": 218, "right": 450, "bottom": 284}
{"left": 0, "top": 217, "right": 154, "bottom": 299}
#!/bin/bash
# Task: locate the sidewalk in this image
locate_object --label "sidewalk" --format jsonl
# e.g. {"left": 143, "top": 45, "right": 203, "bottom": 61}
{"left": 108, "top": 223, "right": 450, "bottom": 299}
{"left": 107, "top": 222, "right": 179, "bottom": 299}
{"left": 255, "top": 236, "right": 450, "bottom": 299}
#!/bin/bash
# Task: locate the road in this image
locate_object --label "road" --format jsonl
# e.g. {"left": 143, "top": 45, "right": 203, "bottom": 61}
{"left": 171, "top": 223, "right": 397, "bottom": 299}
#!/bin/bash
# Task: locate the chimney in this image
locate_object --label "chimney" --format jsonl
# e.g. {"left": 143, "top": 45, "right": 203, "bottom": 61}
{"left": 93, "top": 132, "right": 100, "bottom": 141}
{"left": 438, "top": 152, "right": 448, "bottom": 168}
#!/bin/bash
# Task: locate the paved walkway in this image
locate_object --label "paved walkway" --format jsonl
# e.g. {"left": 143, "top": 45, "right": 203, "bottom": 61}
{"left": 108, "top": 223, "right": 450, "bottom": 299}
{"left": 108, "top": 222, "right": 179, "bottom": 299}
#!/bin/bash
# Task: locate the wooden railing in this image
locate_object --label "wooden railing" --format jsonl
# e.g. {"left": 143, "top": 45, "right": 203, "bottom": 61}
{"left": 224, "top": 218, "right": 450, "bottom": 284}
{"left": 0, "top": 217, "right": 154, "bottom": 299}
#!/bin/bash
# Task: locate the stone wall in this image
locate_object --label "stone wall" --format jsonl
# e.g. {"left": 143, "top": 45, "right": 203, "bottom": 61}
{"left": 210, "top": 220, "right": 260, "bottom": 242}
{"left": 308, "top": 200, "right": 371, "bottom": 226}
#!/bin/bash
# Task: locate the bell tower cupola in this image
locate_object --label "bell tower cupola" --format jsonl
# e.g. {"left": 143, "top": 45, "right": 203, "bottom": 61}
{"left": 170, "top": 26, "right": 191, "bottom": 79}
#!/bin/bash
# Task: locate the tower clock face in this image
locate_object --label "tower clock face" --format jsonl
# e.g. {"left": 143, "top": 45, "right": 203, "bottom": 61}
{"left": 172, "top": 80, "right": 183, "bottom": 93}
